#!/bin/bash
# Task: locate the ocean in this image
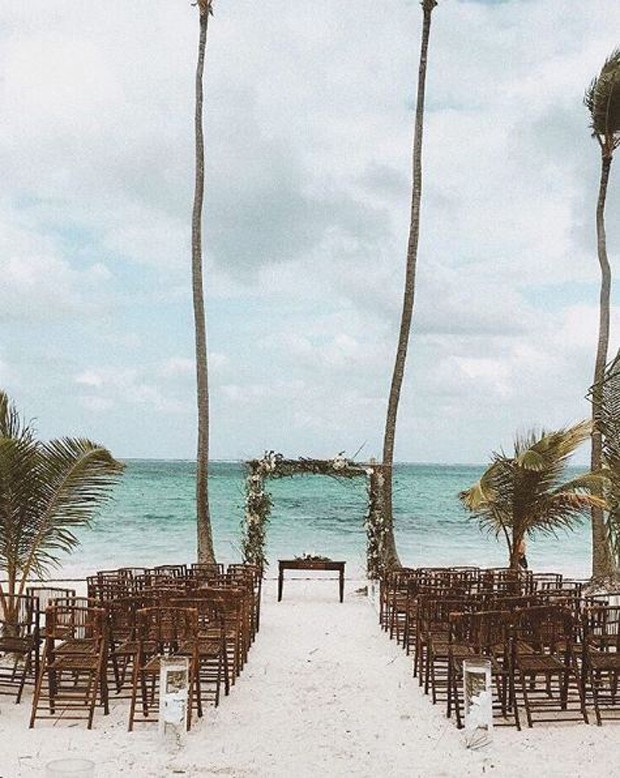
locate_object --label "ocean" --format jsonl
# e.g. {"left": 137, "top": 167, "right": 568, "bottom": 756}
{"left": 60, "top": 460, "right": 593, "bottom": 580}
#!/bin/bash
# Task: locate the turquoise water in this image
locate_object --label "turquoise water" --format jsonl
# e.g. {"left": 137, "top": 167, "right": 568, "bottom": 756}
{"left": 60, "top": 461, "right": 593, "bottom": 580}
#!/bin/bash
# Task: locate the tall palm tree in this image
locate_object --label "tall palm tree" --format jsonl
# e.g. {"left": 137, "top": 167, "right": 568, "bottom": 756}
{"left": 460, "top": 422, "right": 606, "bottom": 570}
{"left": 585, "top": 49, "right": 620, "bottom": 581}
{"left": 381, "top": 0, "right": 438, "bottom": 572}
{"left": 0, "top": 390, "right": 123, "bottom": 624}
{"left": 592, "top": 351, "right": 620, "bottom": 573}
{"left": 192, "top": 0, "right": 216, "bottom": 563}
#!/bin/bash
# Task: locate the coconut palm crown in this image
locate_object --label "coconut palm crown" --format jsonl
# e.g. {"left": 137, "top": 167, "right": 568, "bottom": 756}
{"left": 0, "top": 391, "right": 123, "bottom": 616}
{"left": 585, "top": 48, "right": 620, "bottom": 157}
{"left": 459, "top": 421, "right": 606, "bottom": 570}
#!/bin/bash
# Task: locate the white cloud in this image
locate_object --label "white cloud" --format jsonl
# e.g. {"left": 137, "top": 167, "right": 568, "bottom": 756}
{"left": 1, "top": 0, "right": 619, "bottom": 460}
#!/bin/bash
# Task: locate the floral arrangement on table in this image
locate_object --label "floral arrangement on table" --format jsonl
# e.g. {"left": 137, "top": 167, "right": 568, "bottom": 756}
{"left": 294, "top": 553, "right": 332, "bottom": 562}
{"left": 241, "top": 450, "right": 386, "bottom": 578}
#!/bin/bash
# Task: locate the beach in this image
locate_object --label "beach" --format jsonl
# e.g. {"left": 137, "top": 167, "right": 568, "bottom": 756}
{"left": 1, "top": 578, "right": 617, "bottom": 778}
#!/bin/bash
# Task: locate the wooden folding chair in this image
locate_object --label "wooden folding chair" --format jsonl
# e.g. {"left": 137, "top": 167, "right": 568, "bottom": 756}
{"left": 30, "top": 603, "right": 107, "bottom": 729}
{"left": 513, "top": 605, "right": 588, "bottom": 727}
{"left": 582, "top": 605, "right": 620, "bottom": 725}
{"left": 0, "top": 593, "right": 40, "bottom": 703}
{"left": 128, "top": 606, "right": 200, "bottom": 731}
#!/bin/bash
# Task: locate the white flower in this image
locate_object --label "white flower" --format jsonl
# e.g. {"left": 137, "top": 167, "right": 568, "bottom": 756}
{"left": 332, "top": 454, "right": 346, "bottom": 471}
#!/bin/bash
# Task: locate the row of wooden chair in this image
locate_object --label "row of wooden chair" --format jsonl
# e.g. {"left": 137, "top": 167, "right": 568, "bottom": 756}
{"left": 0, "top": 562, "right": 262, "bottom": 730}
{"left": 381, "top": 567, "right": 585, "bottom": 644}
{"left": 378, "top": 566, "right": 620, "bottom": 728}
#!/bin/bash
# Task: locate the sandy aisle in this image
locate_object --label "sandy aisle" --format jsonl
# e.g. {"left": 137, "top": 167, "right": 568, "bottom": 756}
{"left": 0, "top": 578, "right": 616, "bottom": 777}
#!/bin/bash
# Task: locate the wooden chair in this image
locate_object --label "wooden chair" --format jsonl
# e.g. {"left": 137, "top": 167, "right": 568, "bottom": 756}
{"left": 200, "top": 586, "right": 249, "bottom": 685}
{"left": 228, "top": 563, "right": 263, "bottom": 638}
{"left": 582, "top": 605, "right": 620, "bottom": 725}
{"left": 512, "top": 605, "right": 588, "bottom": 727}
{"left": 128, "top": 606, "right": 200, "bottom": 731}
{"left": 416, "top": 595, "right": 473, "bottom": 700}
{"left": 106, "top": 595, "right": 159, "bottom": 695}
{"left": 388, "top": 569, "right": 417, "bottom": 644}
{"left": 172, "top": 596, "right": 227, "bottom": 706}
{"left": 0, "top": 593, "right": 40, "bottom": 703}
{"left": 447, "top": 609, "right": 520, "bottom": 730}
{"left": 30, "top": 603, "right": 107, "bottom": 729}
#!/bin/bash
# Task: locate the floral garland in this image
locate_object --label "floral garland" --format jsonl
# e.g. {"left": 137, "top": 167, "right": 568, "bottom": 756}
{"left": 364, "top": 466, "right": 387, "bottom": 579}
{"left": 241, "top": 451, "right": 384, "bottom": 578}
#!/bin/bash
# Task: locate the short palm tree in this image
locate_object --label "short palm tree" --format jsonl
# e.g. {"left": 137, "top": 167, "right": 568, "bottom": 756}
{"left": 585, "top": 49, "right": 620, "bottom": 580}
{"left": 0, "top": 391, "right": 123, "bottom": 626}
{"left": 460, "top": 422, "right": 606, "bottom": 570}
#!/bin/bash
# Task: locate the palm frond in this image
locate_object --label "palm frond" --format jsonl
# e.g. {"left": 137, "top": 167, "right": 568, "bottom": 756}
{"left": 0, "top": 394, "right": 124, "bottom": 593}
{"left": 585, "top": 48, "right": 620, "bottom": 144}
{"left": 18, "top": 438, "right": 123, "bottom": 581}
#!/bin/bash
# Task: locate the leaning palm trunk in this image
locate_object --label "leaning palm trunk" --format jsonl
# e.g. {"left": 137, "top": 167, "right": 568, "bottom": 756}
{"left": 192, "top": 0, "right": 216, "bottom": 563}
{"left": 591, "top": 155, "right": 616, "bottom": 581}
{"left": 585, "top": 50, "right": 620, "bottom": 583}
{"left": 381, "top": 0, "right": 438, "bottom": 572}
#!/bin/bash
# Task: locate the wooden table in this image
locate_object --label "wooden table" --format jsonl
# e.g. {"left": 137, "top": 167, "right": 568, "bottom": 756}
{"left": 277, "top": 559, "right": 346, "bottom": 603}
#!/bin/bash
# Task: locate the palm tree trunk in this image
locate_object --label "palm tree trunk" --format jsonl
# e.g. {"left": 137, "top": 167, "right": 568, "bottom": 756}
{"left": 193, "top": 2, "right": 216, "bottom": 563}
{"left": 381, "top": 0, "right": 437, "bottom": 572}
{"left": 591, "top": 153, "right": 617, "bottom": 581}
{"left": 509, "top": 529, "right": 521, "bottom": 571}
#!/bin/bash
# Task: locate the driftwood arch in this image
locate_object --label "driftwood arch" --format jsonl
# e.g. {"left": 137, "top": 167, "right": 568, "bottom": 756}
{"left": 241, "top": 452, "right": 387, "bottom": 578}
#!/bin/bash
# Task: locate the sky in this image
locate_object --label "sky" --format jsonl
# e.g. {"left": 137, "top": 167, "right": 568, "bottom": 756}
{"left": 1, "top": 0, "right": 619, "bottom": 464}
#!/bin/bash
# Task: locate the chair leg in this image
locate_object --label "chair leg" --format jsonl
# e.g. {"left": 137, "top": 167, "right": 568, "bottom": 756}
{"left": 127, "top": 660, "right": 140, "bottom": 731}
{"left": 16, "top": 652, "right": 30, "bottom": 704}
{"left": 518, "top": 668, "right": 533, "bottom": 728}
{"left": 29, "top": 646, "right": 48, "bottom": 729}
{"left": 86, "top": 668, "right": 100, "bottom": 730}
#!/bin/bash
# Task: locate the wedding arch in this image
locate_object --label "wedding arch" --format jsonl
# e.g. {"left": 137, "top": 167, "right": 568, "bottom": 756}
{"left": 241, "top": 451, "right": 387, "bottom": 577}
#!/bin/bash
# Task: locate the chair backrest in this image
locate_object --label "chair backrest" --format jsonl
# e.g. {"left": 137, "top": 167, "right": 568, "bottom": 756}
{"left": 417, "top": 595, "right": 475, "bottom": 633}
{"left": 513, "top": 605, "right": 575, "bottom": 654}
{"left": 45, "top": 603, "right": 105, "bottom": 642}
{"left": 450, "top": 608, "right": 511, "bottom": 656}
{"left": 486, "top": 593, "right": 549, "bottom": 611}
{"left": 108, "top": 595, "right": 154, "bottom": 641}
{"left": 171, "top": 596, "right": 222, "bottom": 632}
{"left": 532, "top": 572, "right": 563, "bottom": 590}
{"left": 482, "top": 568, "right": 533, "bottom": 595}
{"left": 585, "top": 590, "right": 620, "bottom": 607}
{"left": 583, "top": 605, "right": 620, "bottom": 652}
{"left": 191, "top": 562, "right": 225, "bottom": 578}
{"left": 152, "top": 564, "right": 188, "bottom": 579}
{"left": 88, "top": 573, "right": 132, "bottom": 603}
{"left": 27, "top": 586, "right": 76, "bottom": 612}
{"left": 136, "top": 606, "right": 198, "bottom": 653}
{"left": 0, "top": 594, "right": 38, "bottom": 638}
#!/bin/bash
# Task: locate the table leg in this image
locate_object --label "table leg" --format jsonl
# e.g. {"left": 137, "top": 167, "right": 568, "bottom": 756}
{"left": 278, "top": 569, "right": 283, "bottom": 602}
{"left": 339, "top": 568, "right": 344, "bottom": 603}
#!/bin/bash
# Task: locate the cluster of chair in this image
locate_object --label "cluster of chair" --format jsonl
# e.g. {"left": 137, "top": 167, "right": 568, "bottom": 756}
{"left": 0, "top": 562, "right": 262, "bottom": 730}
{"left": 379, "top": 566, "right": 620, "bottom": 728}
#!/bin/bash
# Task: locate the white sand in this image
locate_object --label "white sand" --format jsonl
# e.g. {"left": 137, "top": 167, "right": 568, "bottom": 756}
{"left": 0, "top": 577, "right": 617, "bottom": 778}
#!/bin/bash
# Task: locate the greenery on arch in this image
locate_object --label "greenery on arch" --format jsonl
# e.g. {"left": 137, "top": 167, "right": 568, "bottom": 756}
{"left": 241, "top": 451, "right": 388, "bottom": 578}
